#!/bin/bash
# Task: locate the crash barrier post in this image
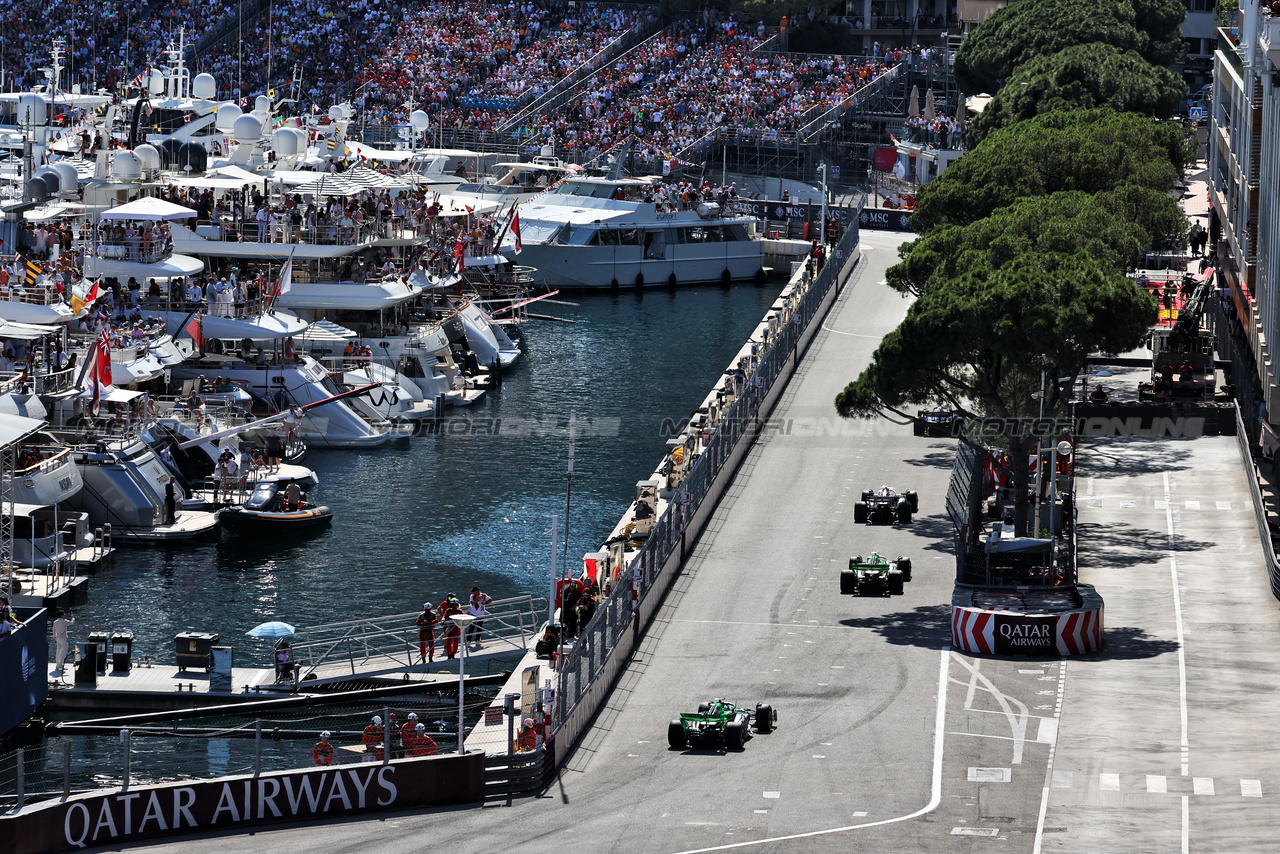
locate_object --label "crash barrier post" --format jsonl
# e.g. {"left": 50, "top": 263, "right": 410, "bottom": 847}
{"left": 550, "top": 221, "right": 864, "bottom": 765}
{"left": 1232, "top": 404, "right": 1280, "bottom": 600}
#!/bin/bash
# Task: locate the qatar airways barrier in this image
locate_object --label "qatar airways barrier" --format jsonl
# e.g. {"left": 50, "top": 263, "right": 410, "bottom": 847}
{"left": 951, "top": 588, "right": 1105, "bottom": 656}
{"left": 6, "top": 752, "right": 484, "bottom": 854}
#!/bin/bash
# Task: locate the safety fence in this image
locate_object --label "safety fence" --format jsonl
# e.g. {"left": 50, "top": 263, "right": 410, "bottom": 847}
{"left": 0, "top": 693, "right": 495, "bottom": 811}
{"left": 550, "top": 213, "right": 863, "bottom": 742}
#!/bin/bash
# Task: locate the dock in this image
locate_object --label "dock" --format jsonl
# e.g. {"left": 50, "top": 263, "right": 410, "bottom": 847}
{"left": 45, "top": 596, "right": 546, "bottom": 714}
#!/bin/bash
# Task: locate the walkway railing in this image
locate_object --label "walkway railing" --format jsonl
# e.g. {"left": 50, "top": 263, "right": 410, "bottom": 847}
{"left": 289, "top": 595, "right": 547, "bottom": 682}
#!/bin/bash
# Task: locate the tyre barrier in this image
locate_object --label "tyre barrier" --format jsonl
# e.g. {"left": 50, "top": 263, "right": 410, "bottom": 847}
{"left": 951, "top": 584, "right": 1104, "bottom": 656}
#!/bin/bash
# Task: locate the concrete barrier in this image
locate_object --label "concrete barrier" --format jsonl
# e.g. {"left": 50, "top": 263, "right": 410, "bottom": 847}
{"left": 951, "top": 585, "right": 1104, "bottom": 656}
{"left": 5, "top": 751, "right": 484, "bottom": 854}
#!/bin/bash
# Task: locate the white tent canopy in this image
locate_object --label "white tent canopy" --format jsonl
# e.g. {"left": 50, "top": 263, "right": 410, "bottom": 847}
{"left": 100, "top": 198, "right": 198, "bottom": 221}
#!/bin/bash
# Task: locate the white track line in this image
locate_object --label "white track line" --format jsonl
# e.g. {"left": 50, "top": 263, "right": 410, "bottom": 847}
{"left": 666, "top": 646, "right": 951, "bottom": 854}
{"left": 1165, "top": 472, "right": 1191, "bottom": 850}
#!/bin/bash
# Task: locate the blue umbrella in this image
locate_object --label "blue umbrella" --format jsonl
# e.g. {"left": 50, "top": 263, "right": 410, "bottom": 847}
{"left": 246, "top": 621, "right": 296, "bottom": 638}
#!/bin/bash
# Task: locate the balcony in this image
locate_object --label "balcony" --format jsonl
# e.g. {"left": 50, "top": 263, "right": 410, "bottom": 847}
{"left": 1263, "top": 14, "right": 1280, "bottom": 67}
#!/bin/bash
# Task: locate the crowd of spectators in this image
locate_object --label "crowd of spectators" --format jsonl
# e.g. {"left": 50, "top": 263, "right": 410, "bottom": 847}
{"left": 354, "top": 3, "right": 651, "bottom": 131}
{"left": 517, "top": 18, "right": 897, "bottom": 163}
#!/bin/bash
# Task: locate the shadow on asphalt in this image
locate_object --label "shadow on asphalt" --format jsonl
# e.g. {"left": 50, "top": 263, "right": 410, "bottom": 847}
{"left": 1078, "top": 521, "right": 1216, "bottom": 568}
{"left": 1083, "top": 437, "right": 1196, "bottom": 479}
{"left": 839, "top": 603, "right": 952, "bottom": 648}
{"left": 904, "top": 446, "right": 957, "bottom": 469}
{"left": 1079, "top": 626, "right": 1181, "bottom": 660}
{"left": 898, "top": 515, "right": 955, "bottom": 552}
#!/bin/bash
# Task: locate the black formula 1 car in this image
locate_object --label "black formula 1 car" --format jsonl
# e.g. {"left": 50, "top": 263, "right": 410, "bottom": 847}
{"left": 840, "top": 553, "right": 912, "bottom": 596}
{"left": 668, "top": 699, "right": 776, "bottom": 750}
{"left": 854, "top": 487, "right": 918, "bottom": 524}
{"left": 914, "top": 407, "right": 962, "bottom": 437}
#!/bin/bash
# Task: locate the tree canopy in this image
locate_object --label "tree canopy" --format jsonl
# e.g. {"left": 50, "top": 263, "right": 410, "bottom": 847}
{"left": 837, "top": 252, "right": 1156, "bottom": 422}
{"left": 966, "top": 43, "right": 1186, "bottom": 146}
{"left": 909, "top": 109, "right": 1188, "bottom": 234}
{"left": 886, "top": 191, "right": 1153, "bottom": 297}
{"left": 953, "top": 0, "right": 1186, "bottom": 95}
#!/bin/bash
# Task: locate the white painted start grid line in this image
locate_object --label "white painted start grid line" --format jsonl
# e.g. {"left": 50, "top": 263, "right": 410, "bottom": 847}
{"left": 952, "top": 828, "right": 999, "bottom": 837}
{"left": 1193, "top": 777, "right": 1215, "bottom": 796}
{"left": 1052, "top": 770, "right": 1073, "bottom": 789}
{"left": 968, "top": 767, "right": 1011, "bottom": 783}
{"left": 1147, "top": 775, "right": 1168, "bottom": 794}
{"left": 1100, "top": 773, "right": 1121, "bottom": 792}
{"left": 1242, "top": 779, "right": 1263, "bottom": 798}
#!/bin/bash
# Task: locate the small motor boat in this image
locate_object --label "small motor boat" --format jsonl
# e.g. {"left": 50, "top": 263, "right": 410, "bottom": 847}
{"left": 218, "top": 480, "right": 333, "bottom": 536}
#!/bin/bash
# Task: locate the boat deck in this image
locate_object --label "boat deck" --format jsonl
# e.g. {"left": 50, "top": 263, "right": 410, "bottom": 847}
{"left": 114, "top": 510, "right": 220, "bottom": 541}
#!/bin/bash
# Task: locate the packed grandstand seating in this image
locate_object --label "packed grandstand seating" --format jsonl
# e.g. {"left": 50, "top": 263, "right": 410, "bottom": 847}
{"left": 1, "top": 0, "right": 902, "bottom": 161}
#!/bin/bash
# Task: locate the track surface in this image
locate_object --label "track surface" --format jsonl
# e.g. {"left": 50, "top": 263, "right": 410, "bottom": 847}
{"left": 112, "top": 232, "right": 1280, "bottom": 854}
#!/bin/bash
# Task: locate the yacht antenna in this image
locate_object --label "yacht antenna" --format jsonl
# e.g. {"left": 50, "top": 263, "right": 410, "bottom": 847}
{"left": 561, "top": 410, "right": 576, "bottom": 574}
{"left": 548, "top": 514, "right": 559, "bottom": 628}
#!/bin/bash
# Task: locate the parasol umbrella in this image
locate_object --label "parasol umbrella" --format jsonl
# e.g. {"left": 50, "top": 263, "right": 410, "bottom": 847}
{"left": 246, "top": 621, "right": 296, "bottom": 638}
{"left": 908, "top": 85, "right": 920, "bottom": 118}
{"left": 924, "top": 88, "right": 935, "bottom": 122}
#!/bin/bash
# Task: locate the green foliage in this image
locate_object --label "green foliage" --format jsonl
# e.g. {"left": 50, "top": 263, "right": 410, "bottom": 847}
{"left": 887, "top": 191, "right": 1152, "bottom": 297}
{"left": 910, "top": 109, "right": 1185, "bottom": 234}
{"left": 966, "top": 43, "right": 1186, "bottom": 145}
{"left": 953, "top": 0, "right": 1186, "bottom": 95}
{"left": 835, "top": 252, "right": 1157, "bottom": 421}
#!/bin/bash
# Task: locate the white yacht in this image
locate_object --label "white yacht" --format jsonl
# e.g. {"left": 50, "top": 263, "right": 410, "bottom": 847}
{"left": 169, "top": 354, "right": 398, "bottom": 448}
{"left": 500, "top": 176, "right": 766, "bottom": 289}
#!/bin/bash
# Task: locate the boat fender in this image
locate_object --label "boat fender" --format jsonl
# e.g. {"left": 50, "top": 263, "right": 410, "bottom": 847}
{"left": 635, "top": 273, "right": 644, "bottom": 288}
{"left": 610, "top": 278, "right": 619, "bottom": 290}
{"left": 667, "top": 273, "right": 677, "bottom": 289}
{"left": 721, "top": 268, "right": 731, "bottom": 287}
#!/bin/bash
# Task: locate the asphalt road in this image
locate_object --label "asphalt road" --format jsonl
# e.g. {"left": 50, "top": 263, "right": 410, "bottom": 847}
{"left": 109, "top": 231, "right": 1280, "bottom": 854}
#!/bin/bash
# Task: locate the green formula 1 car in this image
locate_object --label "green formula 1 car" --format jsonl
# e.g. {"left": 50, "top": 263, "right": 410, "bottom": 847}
{"left": 840, "top": 553, "right": 912, "bottom": 596}
{"left": 668, "top": 699, "right": 776, "bottom": 750}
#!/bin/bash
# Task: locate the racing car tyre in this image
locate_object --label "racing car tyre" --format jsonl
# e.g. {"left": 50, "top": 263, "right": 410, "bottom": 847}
{"left": 755, "top": 704, "right": 774, "bottom": 733}
{"left": 913, "top": 419, "right": 925, "bottom": 436}
{"left": 840, "top": 569, "right": 857, "bottom": 595}
{"left": 888, "top": 569, "right": 904, "bottom": 596}
{"left": 896, "top": 556, "right": 912, "bottom": 582}
{"left": 895, "top": 503, "right": 912, "bottom": 524}
{"left": 854, "top": 502, "right": 868, "bottom": 523}
{"left": 698, "top": 703, "right": 710, "bottom": 714}
{"left": 668, "top": 720, "right": 686, "bottom": 749}
{"left": 725, "top": 722, "right": 746, "bottom": 750}
{"left": 860, "top": 491, "right": 873, "bottom": 502}
{"left": 905, "top": 491, "right": 919, "bottom": 512}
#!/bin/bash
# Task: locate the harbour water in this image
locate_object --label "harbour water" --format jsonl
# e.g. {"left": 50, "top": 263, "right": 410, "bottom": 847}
{"left": 59, "top": 285, "right": 786, "bottom": 669}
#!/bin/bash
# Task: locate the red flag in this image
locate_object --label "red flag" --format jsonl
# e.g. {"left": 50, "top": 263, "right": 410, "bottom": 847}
{"left": 512, "top": 211, "right": 522, "bottom": 254}
{"left": 454, "top": 237, "right": 466, "bottom": 273}
{"left": 94, "top": 332, "right": 112, "bottom": 389}
{"left": 183, "top": 311, "right": 204, "bottom": 355}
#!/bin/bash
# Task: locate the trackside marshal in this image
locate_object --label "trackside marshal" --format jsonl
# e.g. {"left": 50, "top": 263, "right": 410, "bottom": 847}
{"left": 6, "top": 752, "right": 484, "bottom": 854}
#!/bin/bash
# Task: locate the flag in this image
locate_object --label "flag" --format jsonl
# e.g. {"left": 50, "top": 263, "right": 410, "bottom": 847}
{"left": 512, "top": 210, "right": 522, "bottom": 254}
{"left": 69, "top": 279, "right": 100, "bottom": 315}
{"left": 274, "top": 258, "right": 293, "bottom": 303}
{"left": 182, "top": 311, "right": 204, "bottom": 355}
{"left": 327, "top": 136, "right": 337, "bottom": 153}
{"left": 454, "top": 237, "right": 466, "bottom": 273}
{"left": 24, "top": 257, "right": 41, "bottom": 287}
{"left": 89, "top": 330, "right": 112, "bottom": 415}
{"left": 662, "top": 158, "right": 676, "bottom": 176}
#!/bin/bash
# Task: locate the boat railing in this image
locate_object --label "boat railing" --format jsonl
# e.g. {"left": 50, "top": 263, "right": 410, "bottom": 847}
{"left": 32, "top": 366, "right": 74, "bottom": 396}
{"left": 200, "top": 216, "right": 383, "bottom": 247}
{"left": 15, "top": 444, "right": 73, "bottom": 479}
{"left": 91, "top": 237, "right": 174, "bottom": 265}
{"left": 288, "top": 595, "right": 549, "bottom": 682}
{"left": 0, "top": 276, "right": 66, "bottom": 307}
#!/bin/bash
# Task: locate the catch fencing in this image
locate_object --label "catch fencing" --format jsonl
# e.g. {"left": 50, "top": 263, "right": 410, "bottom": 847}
{"left": 550, "top": 211, "right": 864, "bottom": 744}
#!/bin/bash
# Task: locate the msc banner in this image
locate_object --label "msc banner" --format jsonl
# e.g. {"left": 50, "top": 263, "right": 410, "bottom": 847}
{"left": 0, "top": 608, "right": 48, "bottom": 737}
{"left": 735, "top": 200, "right": 858, "bottom": 226}
{"left": 9, "top": 752, "right": 484, "bottom": 854}
{"left": 858, "top": 208, "right": 915, "bottom": 232}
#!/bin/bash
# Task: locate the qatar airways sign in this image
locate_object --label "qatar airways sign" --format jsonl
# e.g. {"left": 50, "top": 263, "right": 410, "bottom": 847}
{"left": 9, "top": 754, "right": 484, "bottom": 854}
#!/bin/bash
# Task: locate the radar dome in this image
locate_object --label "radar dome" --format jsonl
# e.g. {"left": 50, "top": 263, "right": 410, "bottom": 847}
{"left": 255, "top": 95, "right": 271, "bottom": 113}
{"left": 232, "top": 114, "right": 263, "bottom": 142}
{"left": 215, "top": 104, "right": 242, "bottom": 133}
{"left": 134, "top": 143, "right": 162, "bottom": 171}
{"left": 147, "top": 69, "right": 165, "bottom": 96}
{"left": 175, "top": 142, "right": 207, "bottom": 173}
{"left": 112, "top": 151, "right": 143, "bottom": 180}
{"left": 272, "top": 127, "right": 300, "bottom": 157}
{"left": 409, "top": 110, "right": 429, "bottom": 131}
{"left": 52, "top": 162, "right": 78, "bottom": 193}
{"left": 34, "top": 168, "right": 61, "bottom": 194}
{"left": 327, "top": 106, "right": 343, "bottom": 122}
{"left": 25, "top": 177, "right": 50, "bottom": 202}
{"left": 191, "top": 73, "right": 216, "bottom": 100}
{"left": 16, "top": 94, "right": 46, "bottom": 126}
